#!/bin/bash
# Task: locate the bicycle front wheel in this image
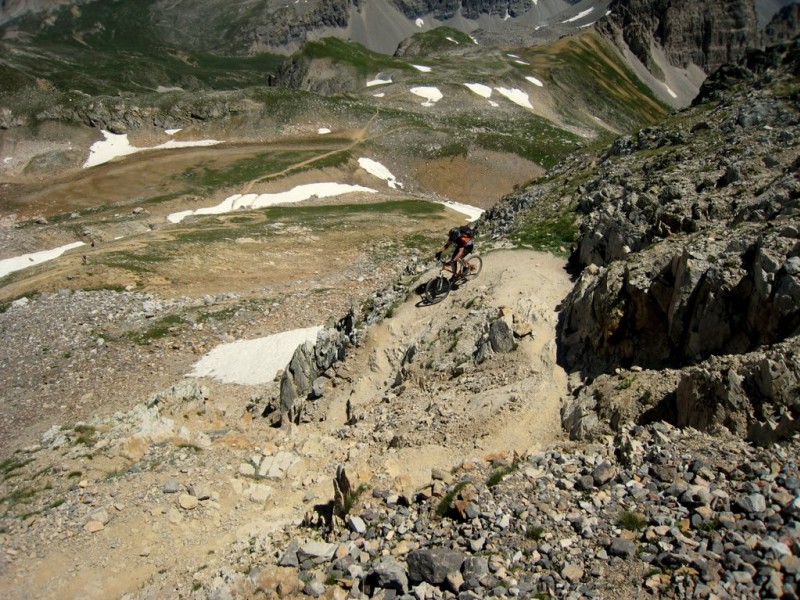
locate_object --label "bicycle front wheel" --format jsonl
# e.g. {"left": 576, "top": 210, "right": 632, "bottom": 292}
{"left": 463, "top": 255, "right": 483, "bottom": 281}
{"left": 424, "top": 276, "right": 451, "bottom": 304}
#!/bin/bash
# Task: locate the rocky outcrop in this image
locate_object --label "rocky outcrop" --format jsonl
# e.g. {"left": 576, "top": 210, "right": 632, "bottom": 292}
{"left": 765, "top": 2, "right": 800, "bottom": 44}
{"left": 276, "top": 312, "right": 355, "bottom": 423}
{"left": 674, "top": 341, "right": 800, "bottom": 442}
{"left": 599, "top": 0, "right": 762, "bottom": 76}
{"left": 501, "top": 40, "right": 800, "bottom": 442}
{"left": 273, "top": 54, "right": 364, "bottom": 94}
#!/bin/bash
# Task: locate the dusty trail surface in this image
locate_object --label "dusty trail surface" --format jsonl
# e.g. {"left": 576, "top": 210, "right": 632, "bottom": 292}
{"left": 0, "top": 249, "right": 572, "bottom": 599}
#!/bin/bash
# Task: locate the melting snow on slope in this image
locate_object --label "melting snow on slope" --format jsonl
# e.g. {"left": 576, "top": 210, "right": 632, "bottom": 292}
{"left": 464, "top": 83, "right": 493, "bottom": 99}
{"left": 358, "top": 158, "right": 403, "bottom": 189}
{"left": 663, "top": 84, "right": 678, "bottom": 99}
{"left": 563, "top": 7, "right": 595, "bottom": 23}
{"left": 367, "top": 77, "right": 392, "bottom": 87}
{"left": 412, "top": 64, "right": 432, "bottom": 73}
{"left": 167, "top": 183, "right": 377, "bottom": 223}
{"left": 525, "top": 76, "right": 544, "bottom": 87}
{"left": 189, "top": 326, "right": 323, "bottom": 385}
{"left": 438, "top": 200, "right": 484, "bottom": 222}
{"left": 0, "top": 241, "right": 85, "bottom": 279}
{"left": 446, "top": 36, "right": 459, "bottom": 44}
{"left": 495, "top": 87, "right": 533, "bottom": 110}
{"left": 410, "top": 86, "right": 443, "bottom": 107}
{"left": 84, "top": 130, "right": 221, "bottom": 168}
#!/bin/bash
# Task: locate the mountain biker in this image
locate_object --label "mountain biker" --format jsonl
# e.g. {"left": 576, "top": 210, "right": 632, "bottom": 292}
{"left": 436, "top": 225, "right": 475, "bottom": 283}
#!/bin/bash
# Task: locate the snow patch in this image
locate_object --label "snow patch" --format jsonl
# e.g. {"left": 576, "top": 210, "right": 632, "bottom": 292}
{"left": 373, "top": 93, "right": 386, "bottom": 98}
{"left": 0, "top": 241, "right": 85, "bottom": 279}
{"left": 446, "top": 36, "right": 459, "bottom": 44}
{"left": 367, "top": 77, "right": 392, "bottom": 87}
{"left": 464, "top": 83, "right": 493, "bottom": 99}
{"left": 663, "top": 84, "right": 678, "bottom": 99}
{"left": 167, "top": 183, "right": 377, "bottom": 224}
{"left": 189, "top": 327, "right": 323, "bottom": 385}
{"left": 438, "top": 200, "right": 484, "bottom": 222}
{"left": 515, "top": 60, "right": 530, "bottom": 66}
{"left": 318, "top": 128, "right": 331, "bottom": 135}
{"left": 165, "top": 128, "right": 182, "bottom": 135}
{"left": 358, "top": 157, "right": 403, "bottom": 189}
{"left": 410, "top": 86, "right": 443, "bottom": 107}
{"left": 415, "top": 18, "right": 424, "bottom": 28}
{"left": 525, "top": 76, "right": 544, "bottom": 87}
{"left": 563, "top": 7, "right": 595, "bottom": 23}
{"left": 495, "top": 87, "right": 533, "bottom": 110}
{"left": 84, "top": 130, "right": 221, "bottom": 169}
{"left": 411, "top": 64, "right": 432, "bottom": 73}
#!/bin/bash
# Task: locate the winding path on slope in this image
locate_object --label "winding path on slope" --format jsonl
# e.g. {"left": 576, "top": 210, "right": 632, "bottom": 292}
{"left": 316, "top": 249, "right": 574, "bottom": 492}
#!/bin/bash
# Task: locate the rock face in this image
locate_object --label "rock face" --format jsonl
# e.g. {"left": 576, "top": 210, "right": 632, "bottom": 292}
{"left": 599, "top": 0, "right": 762, "bottom": 75}
{"left": 556, "top": 41, "right": 800, "bottom": 441}
{"left": 277, "top": 313, "right": 355, "bottom": 423}
{"left": 765, "top": 2, "right": 800, "bottom": 43}
{"left": 561, "top": 40, "right": 800, "bottom": 373}
{"left": 478, "top": 40, "right": 800, "bottom": 443}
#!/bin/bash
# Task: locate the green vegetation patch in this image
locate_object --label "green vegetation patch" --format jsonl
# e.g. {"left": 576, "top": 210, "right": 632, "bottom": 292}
{"left": 127, "top": 314, "right": 187, "bottom": 345}
{"left": 438, "top": 113, "right": 580, "bottom": 168}
{"left": 619, "top": 510, "right": 647, "bottom": 531}
{"left": 512, "top": 213, "right": 578, "bottom": 255}
{"left": 105, "top": 249, "right": 172, "bottom": 274}
{"left": 487, "top": 464, "right": 516, "bottom": 487}
{"left": 436, "top": 480, "right": 469, "bottom": 518}
{"left": 1, "top": 457, "right": 34, "bottom": 482}
{"left": 299, "top": 38, "right": 407, "bottom": 76}
{"left": 403, "top": 27, "right": 474, "bottom": 55}
{"left": 262, "top": 199, "right": 443, "bottom": 222}
{"left": 178, "top": 150, "right": 351, "bottom": 191}
{"left": 73, "top": 424, "right": 97, "bottom": 447}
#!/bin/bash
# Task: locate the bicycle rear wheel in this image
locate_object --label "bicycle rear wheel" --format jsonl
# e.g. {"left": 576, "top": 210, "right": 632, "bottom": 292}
{"left": 463, "top": 255, "right": 483, "bottom": 281}
{"left": 424, "top": 276, "right": 451, "bottom": 304}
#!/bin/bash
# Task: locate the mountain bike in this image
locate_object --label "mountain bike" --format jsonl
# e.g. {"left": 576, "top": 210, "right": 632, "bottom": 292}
{"left": 423, "top": 254, "right": 482, "bottom": 304}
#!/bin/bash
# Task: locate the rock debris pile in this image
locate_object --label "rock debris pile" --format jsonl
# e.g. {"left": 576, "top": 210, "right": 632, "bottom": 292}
{"left": 188, "top": 423, "right": 800, "bottom": 600}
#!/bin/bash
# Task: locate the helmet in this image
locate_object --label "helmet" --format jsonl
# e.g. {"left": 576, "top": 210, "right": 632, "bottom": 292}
{"left": 448, "top": 226, "right": 460, "bottom": 240}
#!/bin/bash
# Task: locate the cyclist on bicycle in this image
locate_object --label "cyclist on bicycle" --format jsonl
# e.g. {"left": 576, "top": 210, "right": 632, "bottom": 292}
{"left": 436, "top": 225, "right": 475, "bottom": 283}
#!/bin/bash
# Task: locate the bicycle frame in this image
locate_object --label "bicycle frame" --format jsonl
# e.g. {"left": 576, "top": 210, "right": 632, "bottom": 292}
{"left": 437, "top": 257, "right": 469, "bottom": 280}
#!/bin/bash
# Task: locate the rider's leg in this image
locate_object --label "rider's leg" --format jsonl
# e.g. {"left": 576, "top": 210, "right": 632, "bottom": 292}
{"left": 450, "top": 248, "right": 465, "bottom": 280}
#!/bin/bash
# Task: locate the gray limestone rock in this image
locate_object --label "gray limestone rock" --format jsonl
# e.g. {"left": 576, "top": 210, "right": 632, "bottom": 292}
{"left": 407, "top": 548, "right": 466, "bottom": 585}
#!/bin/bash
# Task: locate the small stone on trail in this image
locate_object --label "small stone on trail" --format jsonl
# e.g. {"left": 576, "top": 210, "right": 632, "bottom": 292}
{"left": 179, "top": 494, "right": 199, "bottom": 510}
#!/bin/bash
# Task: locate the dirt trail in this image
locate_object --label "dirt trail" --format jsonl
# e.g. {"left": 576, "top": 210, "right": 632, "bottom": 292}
{"left": 315, "top": 249, "right": 573, "bottom": 491}
{"left": 0, "top": 249, "right": 573, "bottom": 600}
